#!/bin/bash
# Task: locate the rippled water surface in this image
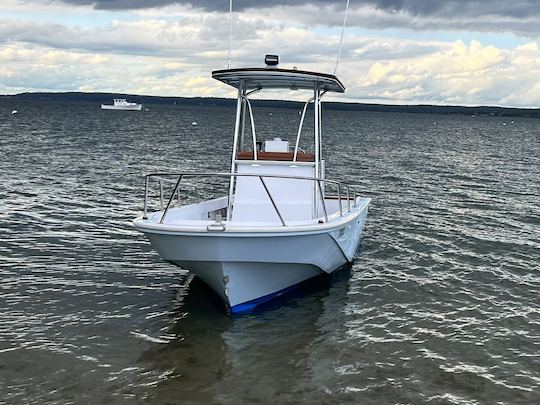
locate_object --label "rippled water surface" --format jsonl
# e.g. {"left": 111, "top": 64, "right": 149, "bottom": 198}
{"left": 0, "top": 99, "right": 539, "bottom": 404}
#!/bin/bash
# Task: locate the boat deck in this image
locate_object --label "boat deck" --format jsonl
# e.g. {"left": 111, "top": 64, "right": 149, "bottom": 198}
{"left": 137, "top": 195, "right": 370, "bottom": 233}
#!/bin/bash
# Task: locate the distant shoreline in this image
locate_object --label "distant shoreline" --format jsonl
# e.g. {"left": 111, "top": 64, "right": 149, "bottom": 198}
{"left": 2, "top": 91, "right": 539, "bottom": 118}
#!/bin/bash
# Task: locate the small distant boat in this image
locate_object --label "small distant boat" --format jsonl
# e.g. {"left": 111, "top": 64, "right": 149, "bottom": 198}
{"left": 11, "top": 110, "right": 18, "bottom": 115}
{"left": 101, "top": 99, "right": 142, "bottom": 111}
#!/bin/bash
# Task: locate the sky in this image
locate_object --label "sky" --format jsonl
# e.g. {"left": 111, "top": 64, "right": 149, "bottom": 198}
{"left": 1, "top": 0, "right": 540, "bottom": 107}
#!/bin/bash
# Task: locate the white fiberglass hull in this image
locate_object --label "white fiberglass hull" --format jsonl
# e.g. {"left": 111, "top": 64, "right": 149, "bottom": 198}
{"left": 134, "top": 199, "right": 369, "bottom": 313}
{"left": 101, "top": 104, "right": 142, "bottom": 111}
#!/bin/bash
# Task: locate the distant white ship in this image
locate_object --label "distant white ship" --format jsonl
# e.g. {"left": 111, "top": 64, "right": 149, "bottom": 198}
{"left": 101, "top": 99, "right": 142, "bottom": 111}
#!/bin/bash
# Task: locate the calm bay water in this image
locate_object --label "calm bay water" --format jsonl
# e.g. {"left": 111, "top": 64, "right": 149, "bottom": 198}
{"left": 0, "top": 99, "right": 539, "bottom": 404}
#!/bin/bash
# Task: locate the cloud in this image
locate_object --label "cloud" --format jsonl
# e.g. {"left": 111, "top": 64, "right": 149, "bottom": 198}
{"left": 345, "top": 40, "right": 540, "bottom": 107}
{"left": 0, "top": 17, "right": 232, "bottom": 57}
{"left": 254, "top": 4, "right": 540, "bottom": 38}
{"left": 45, "top": 0, "right": 540, "bottom": 20}
{"left": 0, "top": 42, "right": 230, "bottom": 96}
{"left": 1, "top": 1, "right": 540, "bottom": 107}
{"left": 39, "top": 0, "right": 540, "bottom": 17}
{"left": 6, "top": 1, "right": 540, "bottom": 37}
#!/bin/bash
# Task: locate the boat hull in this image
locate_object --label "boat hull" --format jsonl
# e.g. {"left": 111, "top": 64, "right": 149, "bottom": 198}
{"left": 100, "top": 104, "right": 142, "bottom": 111}
{"left": 136, "top": 204, "right": 368, "bottom": 312}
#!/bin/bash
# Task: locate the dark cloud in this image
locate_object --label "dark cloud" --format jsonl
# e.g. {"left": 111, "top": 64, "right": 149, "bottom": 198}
{"left": 53, "top": 0, "right": 540, "bottom": 19}
{"left": 47, "top": 0, "right": 342, "bottom": 11}
{"left": 373, "top": 0, "right": 540, "bottom": 19}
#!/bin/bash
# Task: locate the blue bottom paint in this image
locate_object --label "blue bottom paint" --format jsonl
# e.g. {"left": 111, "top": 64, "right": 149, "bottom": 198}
{"left": 229, "top": 263, "right": 354, "bottom": 315}
{"left": 230, "top": 283, "right": 302, "bottom": 314}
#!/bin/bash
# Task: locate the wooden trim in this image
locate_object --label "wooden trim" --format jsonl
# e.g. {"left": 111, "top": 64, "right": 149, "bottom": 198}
{"left": 237, "top": 151, "right": 315, "bottom": 162}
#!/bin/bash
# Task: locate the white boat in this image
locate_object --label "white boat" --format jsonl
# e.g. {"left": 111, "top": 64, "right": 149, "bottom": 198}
{"left": 133, "top": 56, "right": 370, "bottom": 314}
{"left": 101, "top": 98, "right": 142, "bottom": 111}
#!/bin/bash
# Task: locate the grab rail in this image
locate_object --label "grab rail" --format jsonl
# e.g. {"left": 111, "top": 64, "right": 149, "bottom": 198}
{"left": 241, "top": 95, "right": 258, "bottom": 160}
{"left": 293, "top": 97, "right": 314, "bottom": 161}
{"left": 142, "top": 172, "right": 361, "bottom": 225}
{"left": 293, "top": 91, "right": 327, "bottom": 162}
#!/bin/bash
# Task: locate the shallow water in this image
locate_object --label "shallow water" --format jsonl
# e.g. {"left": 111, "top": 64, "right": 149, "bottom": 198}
{"left": 0, "top": 99, "right": 539, "bottom": 404}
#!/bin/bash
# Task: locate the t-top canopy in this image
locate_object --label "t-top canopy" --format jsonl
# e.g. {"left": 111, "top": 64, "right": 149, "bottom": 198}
{"left": 212, "top": 68, "right": 345, "bottom": 93}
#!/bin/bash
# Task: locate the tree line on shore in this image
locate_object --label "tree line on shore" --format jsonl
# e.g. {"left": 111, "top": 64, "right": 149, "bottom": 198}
{"left": 2, "top": 91, "right": 539, "bottom": 118}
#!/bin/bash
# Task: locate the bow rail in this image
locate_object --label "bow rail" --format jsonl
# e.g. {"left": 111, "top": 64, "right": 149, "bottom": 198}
{"left": 142, "top": 172, "right": 361, "bottom": 226}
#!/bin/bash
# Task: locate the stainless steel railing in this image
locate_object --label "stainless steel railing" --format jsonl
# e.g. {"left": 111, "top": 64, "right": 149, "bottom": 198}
{"left": 142, "top": 172, "right": 361, "bottom": 225}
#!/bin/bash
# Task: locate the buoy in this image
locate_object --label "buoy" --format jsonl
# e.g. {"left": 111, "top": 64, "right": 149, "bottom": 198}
{"left": 191, "top": 122, "right": 197, "bottom": 126}
{"left": 11, "top": 110, "right": 18, "bottom": 115}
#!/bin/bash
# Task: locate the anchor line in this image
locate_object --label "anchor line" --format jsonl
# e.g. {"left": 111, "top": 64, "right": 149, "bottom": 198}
{"left": 334, "top": 0, "right": 351, "bottom": 75}
{"left": 227, "top": 0, "right": 233, "bottom": 69}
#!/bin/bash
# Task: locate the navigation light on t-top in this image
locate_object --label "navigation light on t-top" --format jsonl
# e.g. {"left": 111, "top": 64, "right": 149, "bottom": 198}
{"left": 265, "top": 54, "right": 279, "bottom": 67}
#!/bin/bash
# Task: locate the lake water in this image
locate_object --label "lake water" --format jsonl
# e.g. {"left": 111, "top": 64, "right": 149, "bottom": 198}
{"left": 0, "top": 99, "right": 539, "bottom": 404}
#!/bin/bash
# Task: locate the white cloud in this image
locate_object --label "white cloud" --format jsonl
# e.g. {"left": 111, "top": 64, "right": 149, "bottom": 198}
{"left": 0, "top": 3, "right": 539, "bottom": 107}
{"left": 340, "top": 39, "right": 540, "bottom": 107}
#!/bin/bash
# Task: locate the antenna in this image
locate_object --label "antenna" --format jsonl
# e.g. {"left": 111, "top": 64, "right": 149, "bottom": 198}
{"left": 334, "top": 0, "right": 350, "bottom": 75}
{"left": 227, "top": 0, "right": 233, "bottom": 69}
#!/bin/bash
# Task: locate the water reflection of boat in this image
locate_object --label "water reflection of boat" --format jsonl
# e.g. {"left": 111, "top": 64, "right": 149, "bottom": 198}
{"left": 136, "top": 266, "right": 352, "bottom": 402}
{"left": 133, "top": 55, "right": 370, "bottom": 313}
